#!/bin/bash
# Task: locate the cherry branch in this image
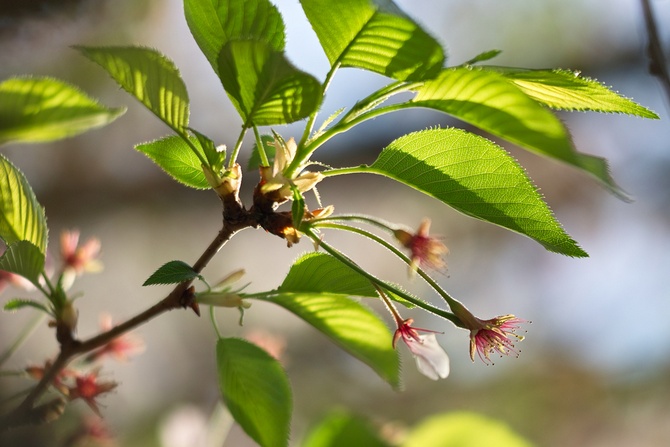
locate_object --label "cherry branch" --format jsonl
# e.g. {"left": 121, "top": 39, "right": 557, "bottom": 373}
{"left": 1, "top": 189, "right": 258, "bottom": 431}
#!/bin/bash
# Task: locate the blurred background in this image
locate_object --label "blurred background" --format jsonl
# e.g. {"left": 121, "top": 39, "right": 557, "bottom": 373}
{"left": 1, "top": 0, "right": 669, "bottom": 445}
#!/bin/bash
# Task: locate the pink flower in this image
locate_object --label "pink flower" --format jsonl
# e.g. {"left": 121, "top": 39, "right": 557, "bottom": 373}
{"left": 67, "top": 370, "right": 118, "bottom": 417}
{"left": 87, "top": 314, "right": 145, "bottom": 363}
{"left": 393, "top": 218, "right": 448, "bottom": 275}
{"left": 60, "top": 230, "right": 102, "bottom": 288}
{"left": 0, "top": 269, "right": 35, "bottom": 294}
{"left": 393, "top": 318, "right": 450, "bottom": 380}
{"left": 469, "top": 315, "right": 526, "bottom": 364}
{"left": 449, "top": 301, "right": 526, "bottom": 364}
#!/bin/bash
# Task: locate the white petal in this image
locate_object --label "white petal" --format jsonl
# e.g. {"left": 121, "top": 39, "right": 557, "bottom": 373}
{"left": 407, "top": 334, "right": 450, "bottom": 380}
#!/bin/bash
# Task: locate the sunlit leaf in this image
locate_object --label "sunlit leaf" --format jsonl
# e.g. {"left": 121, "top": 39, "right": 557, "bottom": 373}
{"left": 135, "top": 135, "right": 209, "bottom": 189}
{"left": 217, "top": 337, "right": 292, "bottom": 447}
{"left": 217, "top": 40, "right": 321, "bottom": 125}
{"left": 0, "top": 155, "right": 48, "bottom": 256}
{"left": 493, "top": 68, "right": 660, "bottom": 118}
{"left": 303, "top": 409, "right": 391, "bottom": 447}
{"left": 300, "top": 0, "right": 444, "bottom": 81}
{"left": 359, "top": 128, "right": 587, "bottom": 257}
{"left": 0, "top": 77, "right": 125, "bottom": 145}
{"left": 267, "top": 252, "right": 401, "bottom": 388}
{"left": 402, "top": 412, "right": 533, "bottom": 447}
{"left": 4, "top": 298, "right": 51, "bottom": 315}
{"left": 185, "top": 0, "right": 286, "bottom": 76}
{"left": 142, "top": 260, "right": 201, "bottom": 286}
{"left": 410, "top": 67, "right": 626, "bottom": 198}
{"left": 0, "top": 241, "right": 44, "bottom": 286}
{"left": 280, "top": 252, "right": 377, "bottom": 297}
{"left": 77, "top": 46, "right": 190, "bottom": 133}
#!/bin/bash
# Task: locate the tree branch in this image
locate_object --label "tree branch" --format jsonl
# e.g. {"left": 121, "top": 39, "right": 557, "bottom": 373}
{"left": 1, "top": 216, "right": 249, "bottom": 431}
{"left": 641, "top": 0, "right": 670, "bottom": 107}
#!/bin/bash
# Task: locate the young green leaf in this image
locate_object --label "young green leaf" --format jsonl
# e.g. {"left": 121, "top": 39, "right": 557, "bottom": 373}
{"left": 142, "top": 260, "right": 202, "bottom": 286}
{"left": 0, "top": 241, "right": 45, "bottom": 286}
{"left": 4, "top": 298, "right": 51, "bottom": 315}
{"left": 184, "top": 0, "right": 286, "bottom": 76}
{"left": 303, "top": 410, "right": 391, "bottom": 447}
{"left": 217, "top": 40, "right": 322, "bottom": 125}
{"left": 402, "top": 412, "right": 533, "bottom": 447}
{"left": 409, "top": 67, "right": 626, "bottom": 199}
{"left": 77, "top": 46, "right": 190, "bottom": 134}
{"left": 217, "top": 337, "right": 292, "bottom": 447}
{"left": 136, "top": 135, "right": 210, "bottom": 189}
{"left": 0, "top": 155, "right": 48, "bottom": 256}
{"left": 357, "top": 128, "right": 587, "bottom": 257}
{"left": 463, "top": 49, "right": 502, "bottom": 65}
{"left": 300, "top": 0, "right": 444, "bottom": 81}
{"left": 190, "top": 128, "right": 225, "bottom": 171}
{"left": 494, "top": 68, "right": 660, "bottom": 118}
{"left": 0, "top": 77, "right": 125, "bottom": 145}
{"left": 267, "top": 252, "right": 401, "bottom": 388}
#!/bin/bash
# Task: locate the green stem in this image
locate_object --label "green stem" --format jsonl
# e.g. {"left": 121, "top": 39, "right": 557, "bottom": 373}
{"left": 228, "top": 127, "right": 248, "bottom": 169}
{"left": 312, "top": 222, "right": 463, "bottom": 316}
{"left": 313, "top": 214, "right": 396, "bottom": 233}
{"left": 209, "top": 306, "right": 222, "bottom": 339}
{"left": 252, "top": 125, "right": 269, "bottom": 167}
{"left": 297, "top": 62, "right": 341, "bottom": 155}
{"left": 304, "top": 228, "right": 460, "bottom": 326}
{"left": 0, "top": 313, "right": 46, "bottom": 368}
{"left": 287, "top": 80, "right": 415, "bottom": 178}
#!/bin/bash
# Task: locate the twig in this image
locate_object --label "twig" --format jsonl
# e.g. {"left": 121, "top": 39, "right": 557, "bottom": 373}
{"left": 641, "top": 0, "right": 670, "bottom": 107}
{"left": 0, "top": 222, "right": 246, "bottom": 431}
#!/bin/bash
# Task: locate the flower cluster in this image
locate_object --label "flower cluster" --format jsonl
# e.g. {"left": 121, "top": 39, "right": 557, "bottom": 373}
{"left": 260, "top": 136, "right": 323, "bottom": 203}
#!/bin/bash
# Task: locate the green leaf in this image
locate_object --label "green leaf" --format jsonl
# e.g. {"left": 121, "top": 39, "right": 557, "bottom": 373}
{"left": 217, "top": 40, "right": 322, "bottom": 125}
{"left": 0, "top": 155, "right": 48, "bottom": 256}
{"left": 269, "top": 252, "right": 401, "bottom": 388}
{"left": 185, "top": 0, "right": 286, "bottom": 76}
{"left": 142, "top": 260, "right": 201, "bottom": 286}
{"left": 410, "top": 67, "right": 626, "bottom": 198}
{"left": 402, "top": 412, "right": 533, "bottom": 447}
{"left": 280, "top": 252, "right": 377, "bottom": 297}
{"left": 493, "top": 68, "right": 660, "bottom": 118}
{"left": 0, "top": 76, "right": 125, "bottom": 145}
{"left": 0, "top": 241, "right": 44, "bottom": 286}
{"left": 135, "top": 135, "right": 209, "bottom": 189}
{"left": 217, "top": 337, "right": 292, "bottom": 447}
{"left": 300, "top": 0, "right": 444, "bottom": 81}
{"left": 77, "top": 46, "right": 190, "bottom": 133}
{"left": 4, "top": 298, "right": 51, "bottom": 315}
{"left": 303, "top": 410, "right": 391, "bottom": 447}
{"left": 361, "top": 128, "right": 587, "bottom": 257}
